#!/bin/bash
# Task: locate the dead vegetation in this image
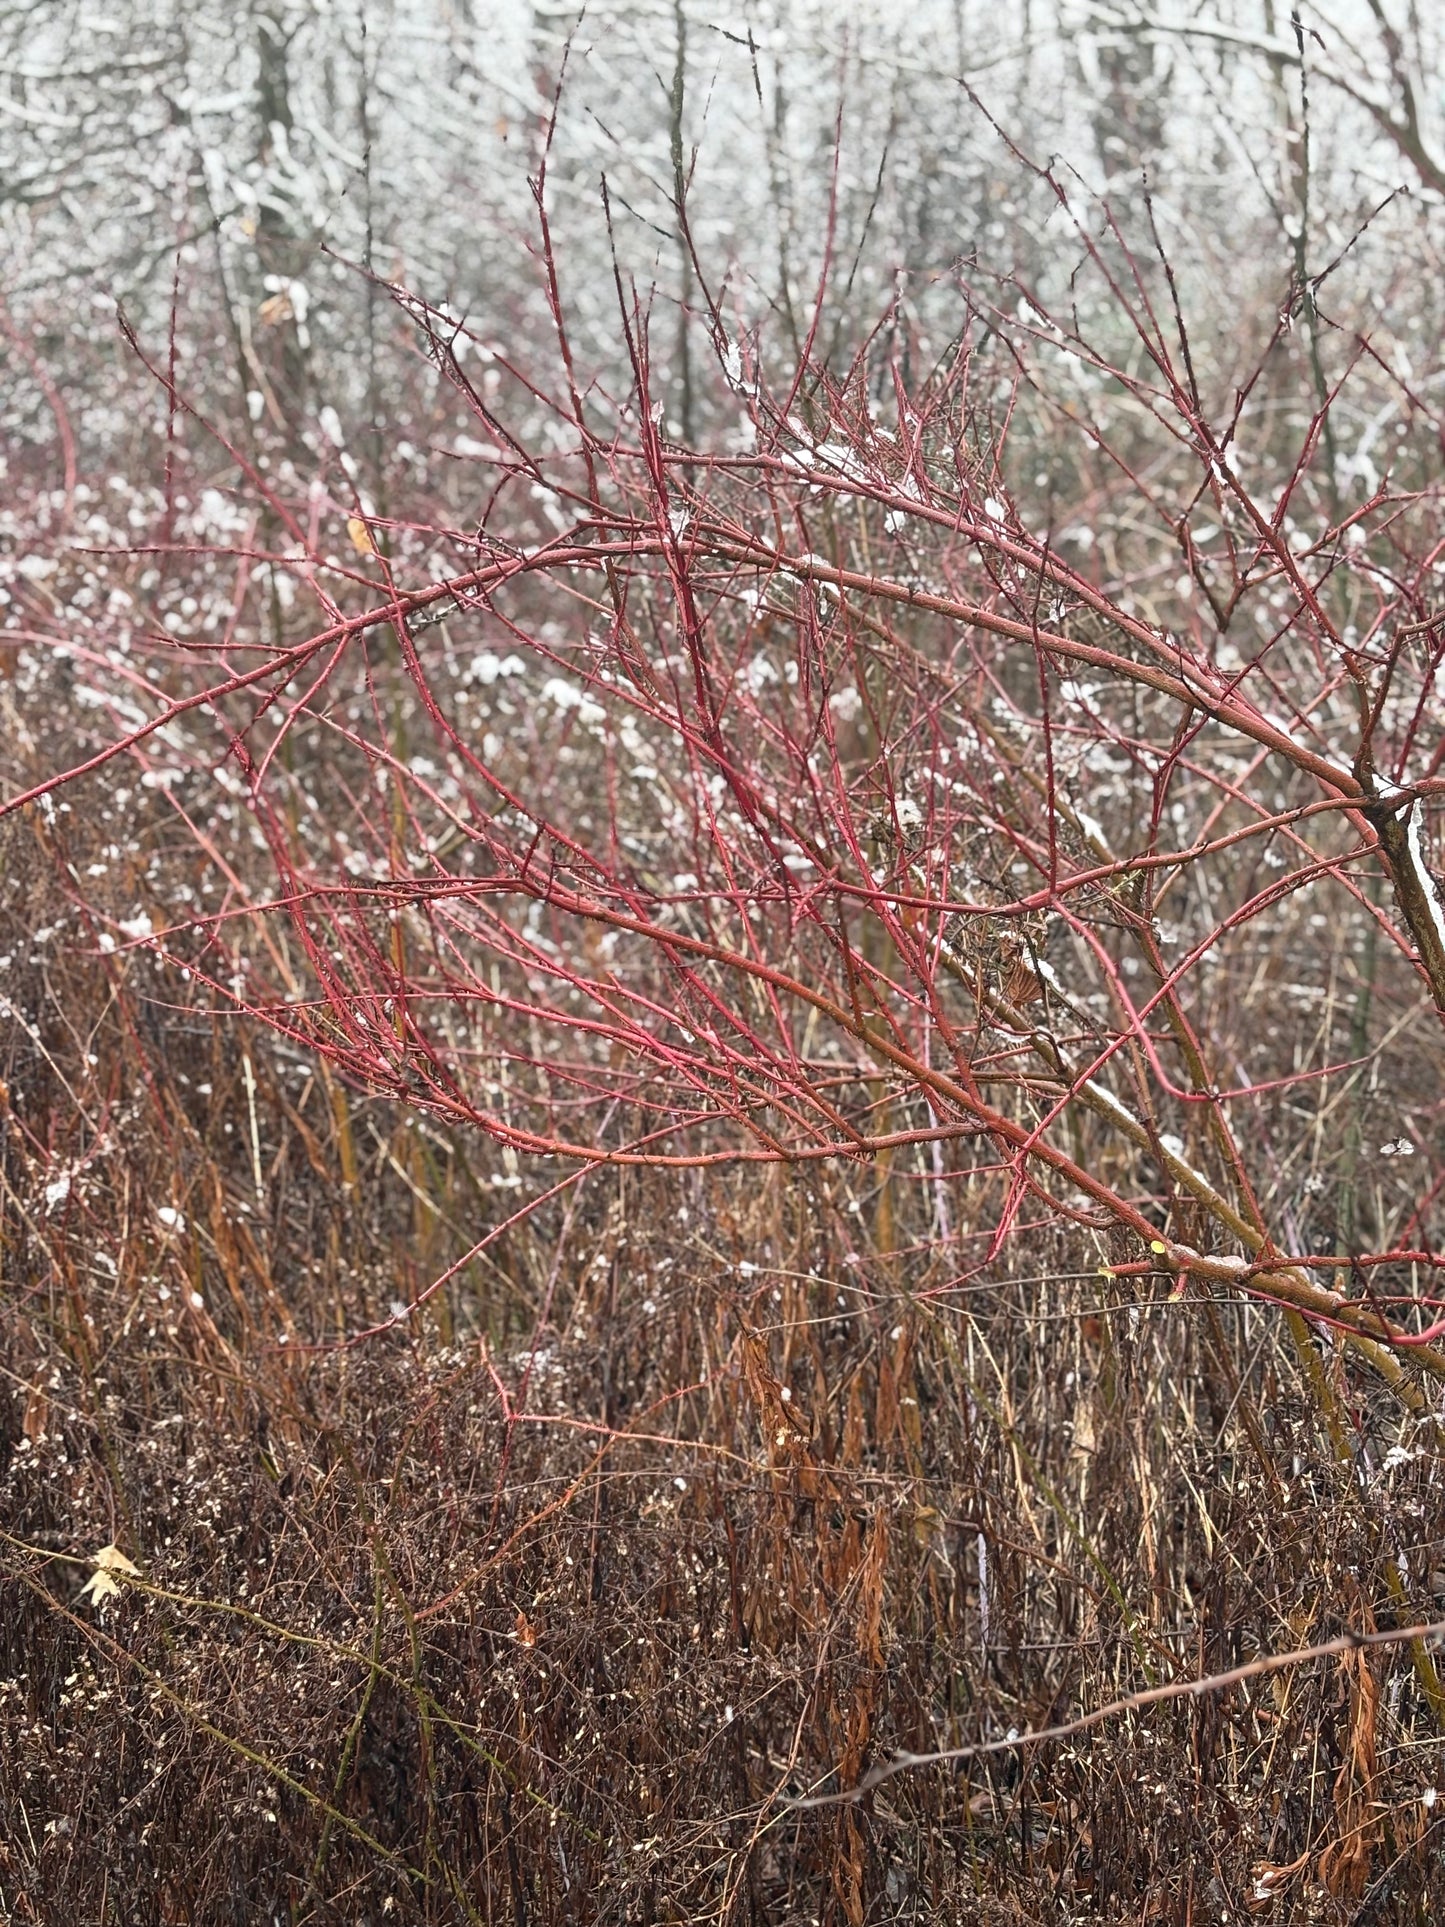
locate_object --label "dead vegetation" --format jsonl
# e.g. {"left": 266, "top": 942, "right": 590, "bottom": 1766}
{"left": 4, "top": 788, "right": 1445, "bottom": 1922}
{"left": 6, "top": 101, "right": 1445, "bottom": 1926}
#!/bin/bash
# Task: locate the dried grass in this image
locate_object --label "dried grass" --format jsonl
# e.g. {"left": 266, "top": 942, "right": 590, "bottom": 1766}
{"left": 4, "top": 807, "right": 1445, "bottom": 1924}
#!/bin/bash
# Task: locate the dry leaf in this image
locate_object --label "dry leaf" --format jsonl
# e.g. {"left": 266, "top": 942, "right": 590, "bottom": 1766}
{"left": 911, "top": 1504, "right": 942, "bottom": 1547}
{"left": 79, "top": 1568, "right": 122, "bottom": 1608}
{"left": 1244, "top": 1847, "right": 1309, "bottom": 1913}
{"left": 23, "top": 1382, "right": 48, "bottom": 1445}
{"left": 1002, "top": 951, "right": 1042, "bottom": 1005}
{"left": 93, "top": 1544, "right": 141, "bottom": 1577}
{"left": 79, "top": 1543, "right": 140, "bottom": 1608}
{"left": 346, "top": 516, "right": 375, "bottom": 556}
{"left": 1318, "top": 1632, "right": 1382, "bottom": 1898}
{"left": 737, "top": 1324, "right": 811, "bottom": 1454}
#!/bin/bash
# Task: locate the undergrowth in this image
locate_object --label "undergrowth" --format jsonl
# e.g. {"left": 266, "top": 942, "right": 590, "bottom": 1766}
{"left": 6, "top": 77, "right": 1445, "bottom": 1925}
{"left": 3, "top": 796, "right": 1444, "bottom": 1921}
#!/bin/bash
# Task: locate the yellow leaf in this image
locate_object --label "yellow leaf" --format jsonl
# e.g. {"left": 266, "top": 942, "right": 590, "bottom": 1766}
{"left": 912, "top": 1505, "right": 942, "bottom": 1547}
{"left": 80, "top": 1544, "right": 140, "bottom": 1605}
{"left": 347, "top": 516, "right": 375, "bottom": 556}
{"left": 79, "top": 1569, "right": 121, "bottom": 1607}
{"left": 94, "top": 1544, "right": 141, "bottom": 1577}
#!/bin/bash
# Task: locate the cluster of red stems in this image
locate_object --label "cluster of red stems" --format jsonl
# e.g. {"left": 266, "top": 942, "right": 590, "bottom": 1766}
{"left": 10, "top": 196, "right": 1445, "bottom": 1392}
